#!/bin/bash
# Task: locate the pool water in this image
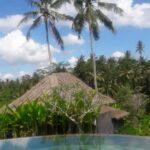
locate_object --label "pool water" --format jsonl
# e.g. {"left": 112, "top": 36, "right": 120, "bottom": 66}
{"left": 0, "top": 135, "right": 150, "bottom": 150}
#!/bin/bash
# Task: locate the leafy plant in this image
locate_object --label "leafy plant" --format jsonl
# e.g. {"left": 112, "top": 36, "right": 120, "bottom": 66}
{"left": 0, "top": 86, "right": 100, "bottom": 139}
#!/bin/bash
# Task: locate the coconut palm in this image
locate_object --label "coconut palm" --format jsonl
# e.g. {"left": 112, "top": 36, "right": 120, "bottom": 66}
{"left": 136, "top": 40, "right": 144, "bottom": 59}
{"left": 72, "top": 0, "right": 123, "bottom": 92}
{"left": 19, "top": 0, "right": 73, "bottom": 72}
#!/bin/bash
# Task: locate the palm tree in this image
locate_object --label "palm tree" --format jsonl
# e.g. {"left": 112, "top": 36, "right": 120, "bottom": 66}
{"left": 136, "top": 40, "right": 144, "bottom": 59}
{"left": 19, "top": 0, "right": 73, "bottom": 72}
{"left": 72, "top": 0, "right": 123, "bottom": 92}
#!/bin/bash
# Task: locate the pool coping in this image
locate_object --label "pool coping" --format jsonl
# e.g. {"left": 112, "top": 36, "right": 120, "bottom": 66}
{"left": 1, "top": 134, "right": 150, "bottom": 142}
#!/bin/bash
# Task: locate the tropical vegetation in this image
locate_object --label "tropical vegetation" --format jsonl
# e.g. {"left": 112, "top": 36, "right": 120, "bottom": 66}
{"left": 0, "top": 87, "right": 100, "bottom": 139}
{"left": 0, "top": 0, "right": 149, "bottom": 138}
{"left": 73, "top": 0, "right": 123, "bottom": 91}
{"left": 73, "top": 48, "right": 150, "bottom": 135}
{"left": 0, "top": 47, "right": 150, "bottom": 136}
{"left": 19, "top": 0, "right": 73, "bottom": 71}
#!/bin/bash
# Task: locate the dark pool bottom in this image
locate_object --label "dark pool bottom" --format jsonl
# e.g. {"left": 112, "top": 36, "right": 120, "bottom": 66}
{"left": 0, "top": 135, "right": 150, "bottom": 150}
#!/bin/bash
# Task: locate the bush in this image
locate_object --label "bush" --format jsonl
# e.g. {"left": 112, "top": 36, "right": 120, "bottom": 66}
{"left": 118, "top": 114, "right": 150, "bottom": 136}
{"left": 0, "top": 86, "right": 100, "bottom": 139}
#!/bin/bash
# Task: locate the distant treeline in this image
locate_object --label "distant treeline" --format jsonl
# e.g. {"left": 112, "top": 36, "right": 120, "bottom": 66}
{"left": 73, "top": 50, "right": 150, "bottom": 135}
{"left": 74, "top": 52, "right": 150, "bottom": 106}
{"left": 0, "top": 73, "right": 42, "bottom": 107}
{"left": 0, "top": 50, "right": 150, "bottom": 135}
{"left": 1, "top": 50, "right": 150, "bottom": 111}
{"left": 0, "top": 63, "right": 68, "bottom": 107}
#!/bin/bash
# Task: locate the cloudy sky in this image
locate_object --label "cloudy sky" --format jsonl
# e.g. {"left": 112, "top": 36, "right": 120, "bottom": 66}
{"left": 0, "top": 0, "right": 150, "bottom": 79}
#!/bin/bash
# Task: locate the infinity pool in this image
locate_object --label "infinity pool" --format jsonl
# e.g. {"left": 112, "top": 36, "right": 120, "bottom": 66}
{"left": 0, "top": 135, "right": 150, "bottom": 150}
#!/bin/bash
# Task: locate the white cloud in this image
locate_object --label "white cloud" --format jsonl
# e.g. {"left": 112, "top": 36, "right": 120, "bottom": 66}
{"left": 38, "top": 58, "right": 57, "bottom": 68}
{"left": 0, "top": 15, "right": 32, "bottom": 32}
{"left": 102, "top": 0, "right": 150, "bottom": 28}
{"left": 63, "top": 49, "right": 75, "bottom": 55}
{"left": 57, "top": 20, "right": 73, "bottom": 28}
{"left": 57, "top": 0, "right": 150, "bottom": 28}
{"left": 63, "top": 34, "right": 84, "bottom": 45}
{"left": 18, "top": 71, "right": 31, "bottom": 77}
{"left": 0, "top": 30, "right": 59, "bottom": 66}
{"left": 68, "top": 56, "right": 78, "bottom": 67}
{"left": 1, "top": 1, "right": 149, "bottom": 31}
{"left": 58, "top": 2, "right": 76, "bottom": 17}
{"left": 0, "top": 71, "right": 31, "bottom": 80}
{"left": 0, "top": 73, "right": 14, "bottom": 80}
{"left": 112, "top": 51, "right": 125, "bottom": 58}
{"left": 57, "top": 2, "right": 76, "bottom": 27}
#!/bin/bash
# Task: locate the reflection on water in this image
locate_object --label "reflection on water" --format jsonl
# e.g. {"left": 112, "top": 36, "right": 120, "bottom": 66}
{"left": 0, "top": 135, "right": 150, "bottom": 150}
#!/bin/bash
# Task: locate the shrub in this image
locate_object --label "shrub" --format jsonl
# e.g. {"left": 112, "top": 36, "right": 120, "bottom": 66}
{"left": 0, "top": 86, "right": 100, "bottom": 139}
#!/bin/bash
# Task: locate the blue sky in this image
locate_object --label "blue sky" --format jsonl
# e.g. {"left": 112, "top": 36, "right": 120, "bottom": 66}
{"left": 0, "top": 0, "right": 150, "bottom": 79}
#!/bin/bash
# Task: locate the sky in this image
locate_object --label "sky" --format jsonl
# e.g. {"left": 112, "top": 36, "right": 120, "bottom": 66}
{"left": 0, "top": 0, "right": 150, "bottom": 80}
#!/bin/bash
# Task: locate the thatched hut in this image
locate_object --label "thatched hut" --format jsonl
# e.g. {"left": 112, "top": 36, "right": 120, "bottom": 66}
{"left": 2, "top": 72, "right": 129, "bottom": 133}
{"left": 6, "top": 72, "right": 115, "bottom": 109}
{"left": 97, "top": 106, "right": 129, "bottom": 134}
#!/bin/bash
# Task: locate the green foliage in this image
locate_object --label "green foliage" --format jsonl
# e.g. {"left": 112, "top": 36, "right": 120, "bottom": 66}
{"left": 114, "top": 84, "right": 133, "bottom": 103}
{"left": 136, "top": 40, "right": 144, "bottom": 58}
{"left": 118, "top": 115, "right": 150, "bottom": 136}
{"left": 73, "top": 51, "right": 150, "bottom": 99}
{"left": 18, "top": 0, "right": 73, "bottom": 72}
{"left": 42, "top": 86, "right": 100, "bottom": 133}
{"left": 73, "top": 51, "right": 150, "bottom": 136}
{"left": 73, "top": 0, "right": 122, "bottom": 39}
{"left": 0, "top": 87, "right": 100, "bottom": 139}
{"left": 0, "top": 48, "right": 150, "bottom": 137}
{"left": 0, "top": 73, "right": 42, "bottom": 108}
{"left": 73, "top": 0, "right": 122, "bottom": 91}
{"left": 19, "top": 0, "right": 73, "bottom": 50}
{"left": 74, "top": 56, "right": 87, "bottom": 80}
{"left": 0, "top": 101, "right": 48, "bottom": 138}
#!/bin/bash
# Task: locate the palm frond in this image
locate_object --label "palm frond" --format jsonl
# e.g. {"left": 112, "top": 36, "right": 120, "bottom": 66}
{"left": 96, "top": 9, "right": 115, "bottom": 33}
{"left": 26, "top": 16, "right": 42, "bottom": 40}
{"left": 84, "top": 5, "right": 100, "bottom": 40}
{"left": 18, "top": 11, "right": 39, "bottom": 27}
{"left": 74, "top": 0, "right": 83, "bottom": 11}
{"left": 72, "top": 12, "right": 85, "bottom": 38}
{"left": 51, "top": 0, "right": 70, "bottom": 9}
{"left": 49, "top": 21, "right": 64, "bottom": 50}
{"left": 91, "top": 23, "right": 99, "bottom": 40}
{"left": 31, "top": 1, "right": 42, "bottom": 8}
{"left": 51, "top": 11, "right": 74, "bottom": 21}
{"left": 85, "top": 5, "right": 96, "bottom": 26}
{"left": 98, "top": 2, "right": 123, "bottom": 15}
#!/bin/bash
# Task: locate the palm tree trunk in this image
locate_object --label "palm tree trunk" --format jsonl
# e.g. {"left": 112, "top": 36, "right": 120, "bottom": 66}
{"left": 45, "top": 19, "right": 52, "bottom": 73}
{"left": 89, "top": 27, "right": 98, "bottom": 92}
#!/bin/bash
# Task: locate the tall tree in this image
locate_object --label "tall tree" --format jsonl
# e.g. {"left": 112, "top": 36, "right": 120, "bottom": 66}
{"left": 19, "top": 0, "right": 72, "bottom": 72}
{"left": 74, "top": 56, "right": 87, "bottom": 81}
{"left": 72, "top": 0, "right": 123, "bottom": 92}
{"left": 136, "top": 40, "right": 144, "bottom": 59}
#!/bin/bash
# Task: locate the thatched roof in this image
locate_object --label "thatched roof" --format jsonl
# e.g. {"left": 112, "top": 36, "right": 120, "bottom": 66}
{"left": 5, "top": 73, "right": 115, "bottom": 109}
{"left": 101, "top": 106, "right": 129, "bottom": 119}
